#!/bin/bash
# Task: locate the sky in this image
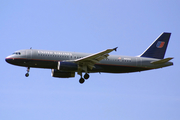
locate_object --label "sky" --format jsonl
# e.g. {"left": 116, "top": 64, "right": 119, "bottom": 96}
{"left": 0, "top": 0, "right": 180, "bottom": 120}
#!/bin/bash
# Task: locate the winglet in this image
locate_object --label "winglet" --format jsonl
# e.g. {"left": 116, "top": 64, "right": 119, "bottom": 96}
{"left": 113, "top": 47, "right": 118, "bottom": 51}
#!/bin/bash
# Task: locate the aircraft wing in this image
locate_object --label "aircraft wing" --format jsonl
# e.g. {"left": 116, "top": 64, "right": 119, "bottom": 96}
{"left": 66, "top": 47, "right": 117, "bottom": 70}
{"left": 74, "top": 47, "right": 117, "bottom": 62}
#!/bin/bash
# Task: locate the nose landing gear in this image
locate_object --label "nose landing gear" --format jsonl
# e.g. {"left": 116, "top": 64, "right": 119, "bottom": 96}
{"left": 25, "top": 67, "right": 30, "bottom": 77}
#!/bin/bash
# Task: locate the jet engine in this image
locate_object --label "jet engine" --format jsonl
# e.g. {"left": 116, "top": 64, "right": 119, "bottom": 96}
{"left": 51, "top": 69, "right": 75, "bottom": 78}
{"left": 57, "top": 61, "right": 78, "bottom": 71}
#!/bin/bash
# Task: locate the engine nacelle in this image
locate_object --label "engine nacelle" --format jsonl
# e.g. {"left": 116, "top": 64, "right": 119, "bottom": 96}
{"left": 51, "top": 69, "right": 75, "bottom": 78}
{"left": 57, "top": 61, "right": 78, "bottom": 71}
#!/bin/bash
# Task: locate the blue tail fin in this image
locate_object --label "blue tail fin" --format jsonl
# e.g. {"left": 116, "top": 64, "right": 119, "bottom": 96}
{"left": 140, "top": 32, "right": 171, "bottom": 59}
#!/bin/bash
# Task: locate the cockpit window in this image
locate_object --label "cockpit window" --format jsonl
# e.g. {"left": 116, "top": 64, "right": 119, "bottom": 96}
{"left": 13, "top": 52, "right": 21, "bottom": 55}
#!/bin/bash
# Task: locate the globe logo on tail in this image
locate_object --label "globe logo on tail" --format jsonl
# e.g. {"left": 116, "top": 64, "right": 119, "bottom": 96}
{"left": 156, "top": 41, "right": 165, "bottom": 48}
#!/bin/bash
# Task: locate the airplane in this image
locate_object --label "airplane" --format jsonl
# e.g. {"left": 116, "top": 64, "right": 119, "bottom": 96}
{"left": 5, "top": 32, "right": 173, "bottom": 84}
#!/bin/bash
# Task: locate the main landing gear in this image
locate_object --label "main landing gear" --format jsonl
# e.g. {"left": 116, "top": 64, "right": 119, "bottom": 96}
{"left": 79, "top": 73, "right": 90, "bottom": 84}
{"left": 25, "top": 67, "right": 30, "bottom": 77}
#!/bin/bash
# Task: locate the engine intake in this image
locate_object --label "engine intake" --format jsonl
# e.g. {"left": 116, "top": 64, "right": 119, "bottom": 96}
{"left": 51, "top": 69, "right": 75, "bottom": 78}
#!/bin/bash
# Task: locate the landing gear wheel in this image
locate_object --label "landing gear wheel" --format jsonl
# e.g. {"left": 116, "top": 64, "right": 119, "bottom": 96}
{"left": 84, "top": 73, "right": 89, "bottom": 80}
{"left": 79, "top": 78, "right": 85, "bottom": 84}
{"left": 25, "top": 67, "right": 30, "bottom": 77}
{"left": 25, "top": 73, "right": 29, "bottom": 77}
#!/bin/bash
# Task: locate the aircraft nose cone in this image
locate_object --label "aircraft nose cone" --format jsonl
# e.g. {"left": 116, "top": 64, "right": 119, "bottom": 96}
{"left": 5, "top": 56, "right": 13, "bottom": 64}
{"left": 5, "top": 58, "right": 10, "bottom": 63}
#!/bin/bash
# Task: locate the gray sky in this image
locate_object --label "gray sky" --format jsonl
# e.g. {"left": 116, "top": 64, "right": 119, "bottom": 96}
{"left": 1, "top": 0, "right": 180, "bottom": 120}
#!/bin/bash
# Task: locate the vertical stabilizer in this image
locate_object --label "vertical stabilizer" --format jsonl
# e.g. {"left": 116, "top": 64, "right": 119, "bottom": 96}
{"left": 140, "top": 32, "right": 171, "bottom": 59}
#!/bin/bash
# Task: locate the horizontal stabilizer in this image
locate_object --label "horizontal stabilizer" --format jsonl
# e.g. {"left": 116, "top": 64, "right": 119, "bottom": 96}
{"left": 151, "top": 57, "right": 173, "bottom": 64}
